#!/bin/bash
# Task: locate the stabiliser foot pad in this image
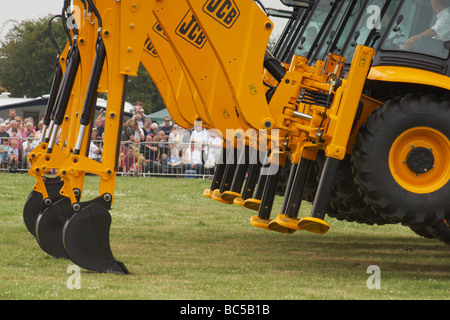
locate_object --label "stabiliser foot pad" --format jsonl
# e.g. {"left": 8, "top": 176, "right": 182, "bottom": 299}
{"left": 244, "top": 199, "right": 261, "bottom": 211}
{"left": 250, "top": 216, "right": 295, "bottom": 234}
{"left": 249, "top": 216, "right": 271, "bottom": 230}
{"left": 203, "top": 189, "right": 213, "bottom": 198}
{"left": 273, "top": 214, "right": 301, "bottom": 230}
{"left": 63, "top": 196, "right": 129, "bottom": 275}
{"left": 220, "top": 191, "right": 241, "bottom": 203}
{"left": 211, "top": 189, "right": 233, "bottom": 204}
{"left": 233, "top": 197, "right": 246, "bottom": 206}
{"left": 267, "top": 219, "right": 297, "bottom": 234}
{"left": 297, "top": 217, "right": 330, "bottom": 234}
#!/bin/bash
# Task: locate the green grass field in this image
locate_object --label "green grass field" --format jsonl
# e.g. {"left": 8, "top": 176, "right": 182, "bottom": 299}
{"left": 0, "top": 172, "right": 448, "bottom": 300}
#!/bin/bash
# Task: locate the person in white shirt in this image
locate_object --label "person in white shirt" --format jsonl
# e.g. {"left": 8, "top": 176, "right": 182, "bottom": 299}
{"left": 204, "top": 130, "right": 222, "bottom": 170}
{"left": 22, "top": 132, "right": 39, "bottom": 167}
{"left": 405, "top": 0, "right": 450, "bottom": 49}
{"left": 183, "top": 141, "right": 204, "bottom": 175}
{"left": 89, "top": 140, "right": 102, "bottom": 162}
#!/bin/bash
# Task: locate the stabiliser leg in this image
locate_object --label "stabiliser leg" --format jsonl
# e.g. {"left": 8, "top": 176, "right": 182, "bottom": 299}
{"left": 280, "top": 162, "right": 299, "bottom": 215}
{"left": 233, "top": 147, "right": 261, "bottom": 206}
{"left": 271, "top": 158, "right": 313, "bottom": 231}
{"left": 212, "top": 147, "right": 237, "bottom": 204}
{"left": 219, "top": 146, "right": 249, "bottom": 203}
{"left": 250, "top": 162, "right": 297, "bottom": 233}
{"left": 244, "top": 151, "right": 269, "bottom": 211}
{"left": 203, "top": 147, "right": 226, "bottom": 198}
{"left": 297, "top": 156, "right": 341, "bottom": 234}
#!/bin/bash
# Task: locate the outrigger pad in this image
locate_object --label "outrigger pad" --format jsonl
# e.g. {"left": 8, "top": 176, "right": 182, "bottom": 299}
{"left": 203, "top": 189, "right": 213, "bottom": 198}
{"left": 267, "top": 219, "right": 297, "bottom": 234}
{"left": 220, "top": 191, "right": 241, "bottom": 203}
{"left": 233, "top": 197, "right": 246, "bottom": 207}
{"left": 63, "top": 196, "right": 129, "bottom": 275}
{"left": 249, "top": 216, "right": 271, "bottom": 230}
{"left": 23, "top": 178, "right": 64, "bottom": 237}
{"left": 211, "top": 189, "right": 234, "bottom": 204}
{"left": 35, "top": 197, "right": 71, "bottom": 259}
{"left": 244, "top": 199, "right": 261, "bottom": 211}
{"left": 272, "top": 214, "right": 301, "bottom": 230}
{"left": 297, "top": 217, "right": 330, "bottom": 234}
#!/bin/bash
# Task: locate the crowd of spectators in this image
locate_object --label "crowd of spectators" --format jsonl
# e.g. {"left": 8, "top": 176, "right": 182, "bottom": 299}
{"left": 115, "top": 102, "right": 222, "bottom": 177}
{"left": 0, "top": 108, "right": 44, "bottom": 170}
{"left": 0, "top": 104, "right": 223, "bottom": 178}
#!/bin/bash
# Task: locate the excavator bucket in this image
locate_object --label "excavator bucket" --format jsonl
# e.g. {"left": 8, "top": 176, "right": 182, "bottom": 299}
{"left": 35, "top": 197, "right": 71, "bottom": 259}
{"left": 63, "top": 195, "right": 129, "bottom": 274}
{"left": 22, "top": 21, "right": 69, "bottom": 237}
{"left": 46, "top": 0, "right": 154, "bottom": 274}
{"left": 23, "top": 177, "right": 64, "bottom": 237}
{"left": 25, "top": 0, "right": 99, "bottom": 260}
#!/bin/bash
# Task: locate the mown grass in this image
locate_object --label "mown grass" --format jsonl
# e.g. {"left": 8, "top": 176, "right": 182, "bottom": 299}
{"left": 0, "top": 172, "right": 448, "bottom": 300}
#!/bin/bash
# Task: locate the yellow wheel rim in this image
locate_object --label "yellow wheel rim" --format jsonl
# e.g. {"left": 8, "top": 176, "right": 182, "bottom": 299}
{"left": 389, "top": 127, "right": 450, "bottom": 194}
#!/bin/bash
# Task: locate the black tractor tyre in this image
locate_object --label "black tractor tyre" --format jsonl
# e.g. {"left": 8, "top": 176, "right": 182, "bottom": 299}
{"left": 352, "top": 93, "right": 450, "bottom": 228}
{"left": 431, "top": 221, "right": 450, "bottom": 245}
{"left": 410, "top": 221, "right": 450, "bottom": 245}
{"left": 334, "top": 155, "right": 391, "bottom": 225}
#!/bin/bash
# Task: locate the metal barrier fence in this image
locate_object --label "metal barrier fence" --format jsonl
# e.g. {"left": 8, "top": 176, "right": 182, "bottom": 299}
{"left": 116, "top": 140, "right": 217, "bottom": 178}
{"left": 0, "top": 136, "right": 217, "bottom": 179}
{"left": 0, "top": 136, "right": 39, "bottom": 172}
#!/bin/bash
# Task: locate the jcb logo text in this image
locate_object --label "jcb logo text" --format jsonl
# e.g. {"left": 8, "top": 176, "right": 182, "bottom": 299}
{"left": 176, "top": 10, "right": 207, "bottom": 49}
{"left": 153, "top": 22, "right": 168, "bottom": 41}
{"left": 144, "top": 37, "right": 158, "bottom": 58}
{"left": 203, "top": 0, "right": 240, "bottom": 28}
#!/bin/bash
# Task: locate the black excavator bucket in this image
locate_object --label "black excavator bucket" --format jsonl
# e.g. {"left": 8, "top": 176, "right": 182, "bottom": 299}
{"left": 23, "top": 177, "right": 64, "bottom": 237}
{"left": 62, "top": 194, "right": 129, "bottom": 274}
{"left": 35, "top": 196, "right": 72, "bottom": 259}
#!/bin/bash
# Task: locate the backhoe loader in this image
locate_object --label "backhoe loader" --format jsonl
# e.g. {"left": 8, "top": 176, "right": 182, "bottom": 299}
{"left": 274, "top": 0, "right": 450, "bottom": 242}
{"left": 178, "top": 0, "right": 449, "bottom": 239}
{"left": 23, "top": 0, "right": 449, "bottom": 274}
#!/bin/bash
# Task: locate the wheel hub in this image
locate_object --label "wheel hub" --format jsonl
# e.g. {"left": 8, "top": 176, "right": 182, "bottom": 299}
{"left": 406, "top": 147, "right": 434, "bottom": 174}
{"left": 389, "top": 126, "right": 450, "bottom": 194}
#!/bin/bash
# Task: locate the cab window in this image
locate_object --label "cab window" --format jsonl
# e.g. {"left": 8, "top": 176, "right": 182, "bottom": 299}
{"left": 381, "top": 0, "right": 450, "bottom": 59}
